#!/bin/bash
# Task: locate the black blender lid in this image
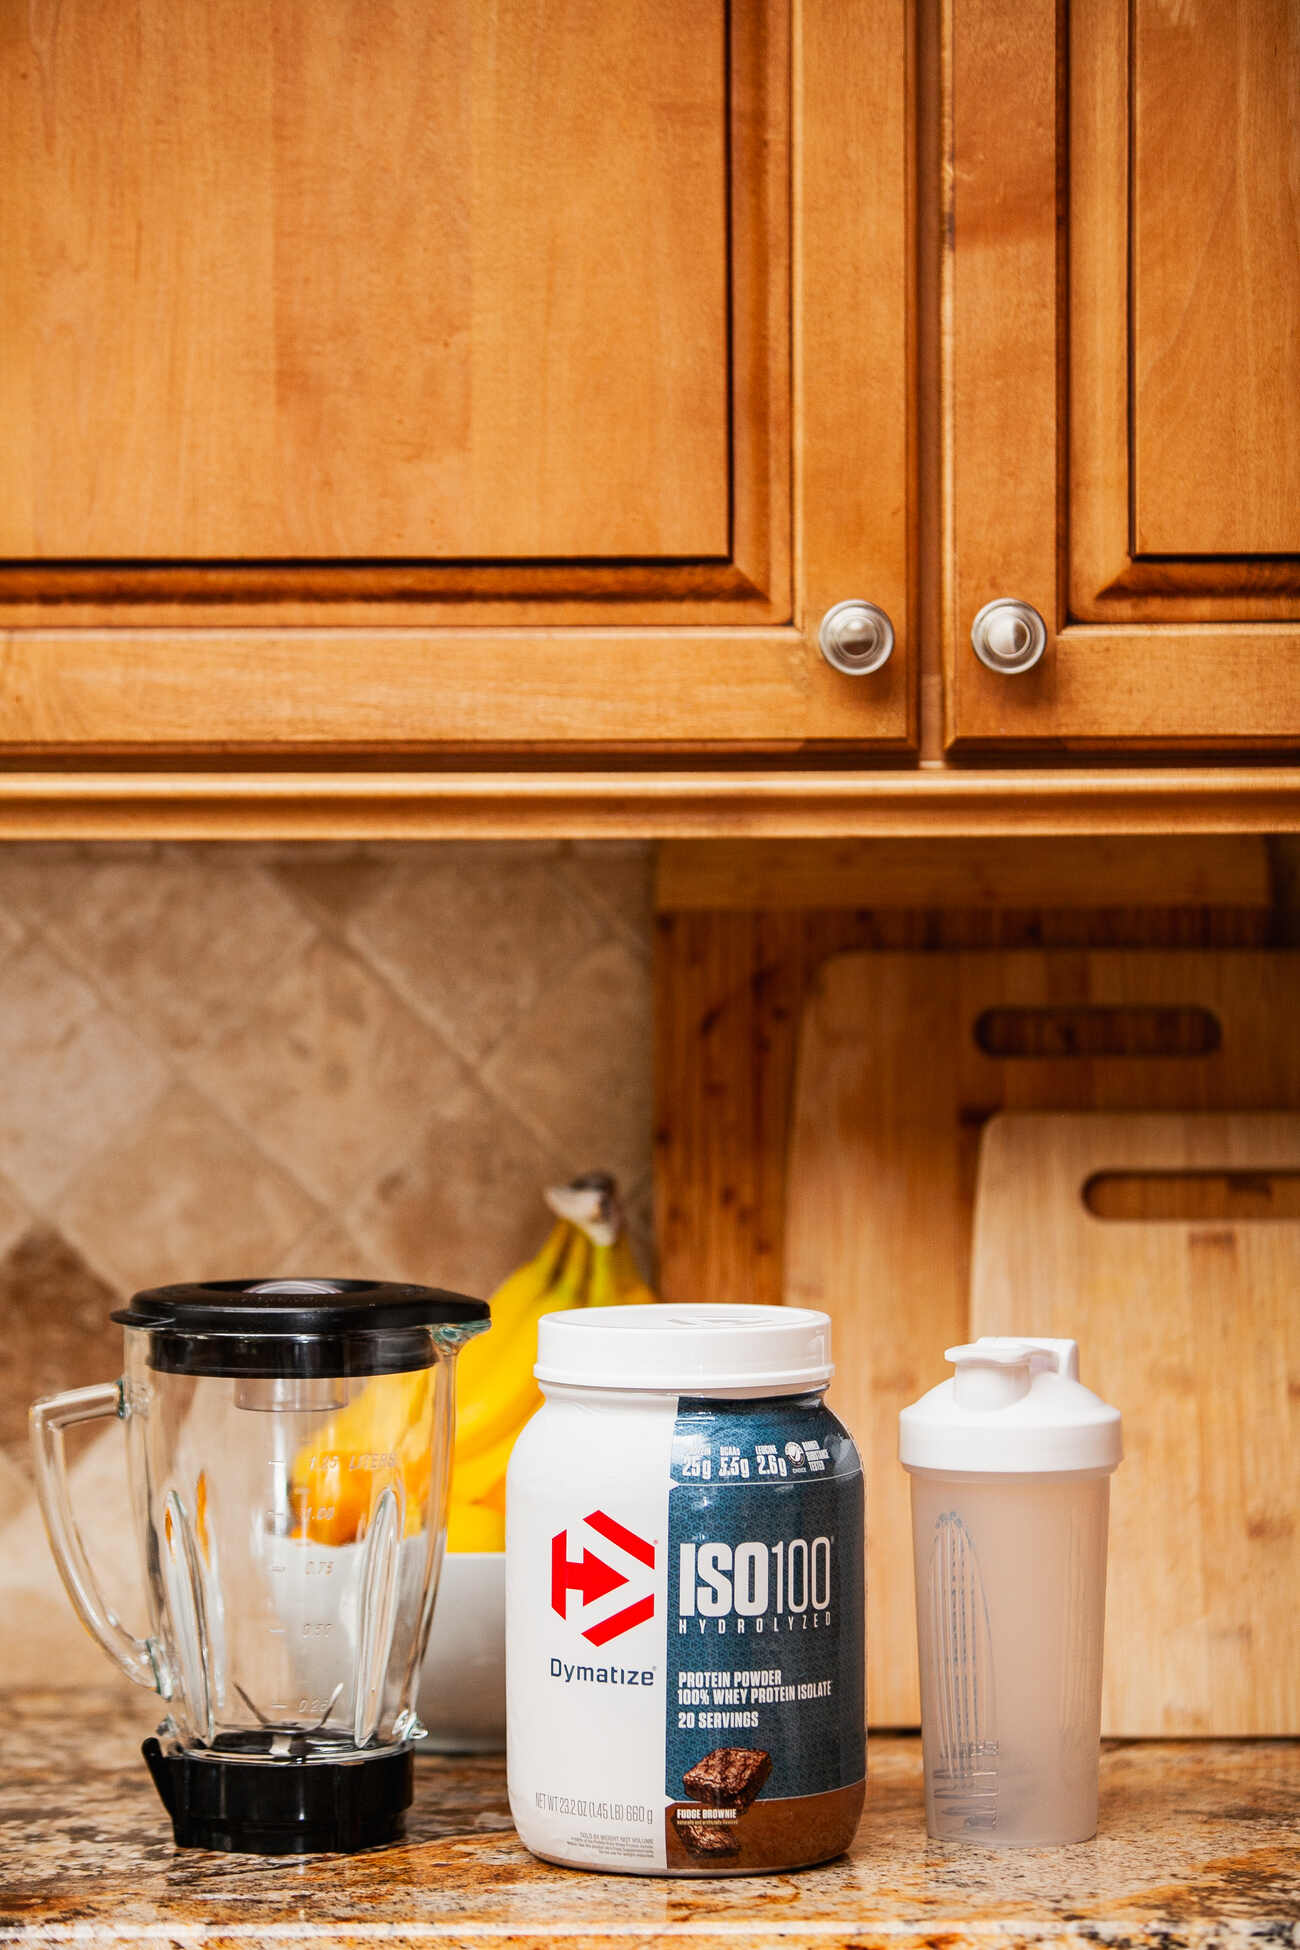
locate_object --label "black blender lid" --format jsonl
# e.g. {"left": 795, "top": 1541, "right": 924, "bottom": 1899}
{"left": 113, "top": 1276, "right": 486, "bottom": 1337}
{"left": 112, "top": 1278, "right": 488, "bottom": 1379}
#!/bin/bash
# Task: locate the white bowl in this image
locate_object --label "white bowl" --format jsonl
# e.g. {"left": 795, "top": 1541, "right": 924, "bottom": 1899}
{"left": 417, "top": 1551, "right": 506, "bottom": 1752}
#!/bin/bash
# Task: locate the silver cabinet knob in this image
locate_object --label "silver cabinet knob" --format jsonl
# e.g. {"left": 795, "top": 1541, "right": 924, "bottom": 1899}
{"left": 817, "top": 600, "right": 894, "bottom": 675}
{"left": 970, "top": 599, "right": 1047, "bottom": 674}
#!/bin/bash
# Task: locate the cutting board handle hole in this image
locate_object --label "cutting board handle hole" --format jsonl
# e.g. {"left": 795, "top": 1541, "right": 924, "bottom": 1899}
{"left": 1083, "top": 1170, "right": 1300, "bottom": 1222}
{"left": 974, "top": 1005, "right": 1221, "bottom": 1060}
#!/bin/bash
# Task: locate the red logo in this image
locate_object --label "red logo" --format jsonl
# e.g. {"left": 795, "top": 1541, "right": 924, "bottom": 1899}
{"left": 550, "top": 1510, "right": 656, "bottom": 1646}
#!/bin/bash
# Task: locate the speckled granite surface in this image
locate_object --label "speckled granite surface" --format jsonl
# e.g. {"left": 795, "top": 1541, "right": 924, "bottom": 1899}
{"left": 0, "top": 1690, "right": 1295, "bottom": 1948}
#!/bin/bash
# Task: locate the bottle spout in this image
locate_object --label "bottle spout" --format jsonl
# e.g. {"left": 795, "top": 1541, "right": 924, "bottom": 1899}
{"left": 944, "top": 1336, "right": 1079, "bottom": 1410}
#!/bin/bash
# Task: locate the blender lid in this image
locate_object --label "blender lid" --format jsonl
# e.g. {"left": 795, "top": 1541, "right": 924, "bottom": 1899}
{"left": 113, "top": 1277, "right": 488, "bottom": 1378}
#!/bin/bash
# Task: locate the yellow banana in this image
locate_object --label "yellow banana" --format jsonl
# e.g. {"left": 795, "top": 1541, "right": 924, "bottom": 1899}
{"left": 446, "top": 1226, "right": 591, "bottom": 1517}
{"left": 447, "top": 1174, "right": 660, "bottom": 1550}
{"left": 288, "top": 1184, "right": 657, "bottom": 1552}
{"left": 453, "top": 1219, "right": 569, "bottom": 1412}
{"left": 610, "top": 1232, "right": 657, "bottom": 1306}
{"left": 449, "top": 1423, "right": 519, "bottom": 1505}
{"left": 447, "top": 1500, "right": 505, "bottom": 1553}
{"left": 452, "top": 1224, "right": 589, "bottom": 1462}
{"left": 587, "top": 1233, "right": 654, "bottom": 1308}
{"left": 587, "top": 1239, "right": 616, "bottom": 1308}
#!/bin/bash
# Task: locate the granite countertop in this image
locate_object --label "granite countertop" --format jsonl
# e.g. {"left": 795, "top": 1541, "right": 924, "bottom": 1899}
{"left": 1, "top": 1689, "right": 1295, "bottom": 1949}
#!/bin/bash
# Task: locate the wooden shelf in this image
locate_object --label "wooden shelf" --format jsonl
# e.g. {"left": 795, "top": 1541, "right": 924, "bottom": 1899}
{"left": 1, "top": 765, "right": 1298, "bottom": 840}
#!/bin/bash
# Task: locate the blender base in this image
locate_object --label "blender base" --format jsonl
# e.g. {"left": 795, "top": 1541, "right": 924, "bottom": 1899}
{"left": 141, "top": 1737, "right": 414, "bottom": 1854}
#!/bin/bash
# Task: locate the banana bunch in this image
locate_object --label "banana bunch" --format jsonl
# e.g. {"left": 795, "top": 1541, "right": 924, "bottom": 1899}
{"left": 287, "top": 1174, "right": 653, "bottom": 1553}
{"left": 447, "top": 1172, "right": 656, "bottom": 1553}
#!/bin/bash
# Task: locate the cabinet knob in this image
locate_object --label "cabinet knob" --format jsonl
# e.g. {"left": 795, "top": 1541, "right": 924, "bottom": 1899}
{"left": 970, "top": 599, "right": 1047, "bottom": 674}
{"left": 817, "top": 600, "right": 894, "bottom": 675}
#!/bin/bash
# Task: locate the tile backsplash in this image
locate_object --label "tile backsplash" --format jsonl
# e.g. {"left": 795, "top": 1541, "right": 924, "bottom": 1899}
{"left": 0, "top": 840, "right": 653, "bottom": 1682}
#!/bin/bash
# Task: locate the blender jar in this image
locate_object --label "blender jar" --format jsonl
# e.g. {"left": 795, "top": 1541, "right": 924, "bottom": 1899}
{"left": 30, "top": 1277, "right": 488, "bottom": 1853}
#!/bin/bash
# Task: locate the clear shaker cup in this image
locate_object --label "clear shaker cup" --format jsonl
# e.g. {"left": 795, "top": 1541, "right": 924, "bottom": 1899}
{"left": 899, "top": 1338, "right": 1121, "bottom": 1846}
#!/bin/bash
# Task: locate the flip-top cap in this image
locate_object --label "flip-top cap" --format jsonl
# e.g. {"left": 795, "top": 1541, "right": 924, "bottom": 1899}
{"left": 899, "top": 1336, "right": 1122, "bottom": 1474}
{"left": 535, "top": 1304, "right": 833, "bottom": 1394}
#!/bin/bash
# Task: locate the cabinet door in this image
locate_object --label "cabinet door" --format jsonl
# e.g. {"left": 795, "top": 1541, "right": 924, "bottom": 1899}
{"left": 0, "top": 1, "right": 912, "bottom": 757}
{"left": 945, "top": 0, "right": 1300, "bottom": 750}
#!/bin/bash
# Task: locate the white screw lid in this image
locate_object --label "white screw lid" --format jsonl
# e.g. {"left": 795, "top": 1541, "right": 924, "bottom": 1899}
{"left": 899, "top": 1336, "right": 1122, "bottom": 1475}
{"left": 534, "top": 1303, "right": 834, "bottom": 1394}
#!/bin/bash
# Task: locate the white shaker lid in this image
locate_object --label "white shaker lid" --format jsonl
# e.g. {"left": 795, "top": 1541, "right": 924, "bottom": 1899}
{"left": 898, "top": 1336, "right": 1122, "bottom": 1474}
{"left": 534, "top": 1303, "right": 833, "bottom": 1393}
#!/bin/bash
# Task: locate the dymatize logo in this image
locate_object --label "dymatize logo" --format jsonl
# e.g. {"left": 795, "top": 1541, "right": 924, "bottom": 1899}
{"left": 551, "top": 1510, "right": 656, "bottom": 1646}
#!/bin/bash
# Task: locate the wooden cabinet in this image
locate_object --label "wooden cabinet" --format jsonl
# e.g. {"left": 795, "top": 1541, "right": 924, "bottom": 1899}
{"left": 945, "top": 0, "right": 1300, "bottom": 751}
{"left": 2, "top": 0, "right": 1298, "bottom": 815}
{"left": 0, "top": 0, "right": 912, "bottom": 759}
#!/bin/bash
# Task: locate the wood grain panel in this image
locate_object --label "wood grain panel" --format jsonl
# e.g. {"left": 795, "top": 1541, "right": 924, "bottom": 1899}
{"left": 947, "top": 0, "right": 1300, "bottom": 748}
{"left": 972, "top": 1112, "right": 1300, "bottom": 1734}
{"left": 0, "top": 628, "right": 831, "bottom": 750}
{"left": 1069, "top": 0, "right": 1300, "bottom": 616}
{"left": 0, "top": 0, "right": 728, "bottom": 563}
{"left": 797, "top": 0, "right": 912, "bottom": 705}
{"left": 654, "top": 908, "right": 1281, "bottom": 1327}
{"left": 0, "top": 0, "right": 917, "bottom": 754}
{"left": 0, "top": 768, "right": 1298, "bottom": 839}
{"left": 782, "top": 951, "right": 1300, "bottom": 1723}
{"left": 943, "top": 0, "right": 1060, "bottom": 746}
{"left": 655, "top": 909, "right": 809, "bottom": 1308}
{"left": 1132, "top": 0, "right": 1300, "bottom": 557}
{"left": 656, "top": 837, "right": 1272, "bottom": 911}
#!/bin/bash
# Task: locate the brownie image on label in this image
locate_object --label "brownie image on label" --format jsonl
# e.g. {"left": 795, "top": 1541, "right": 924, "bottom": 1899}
{"left": 671, "top": 1809, "right": 741, "bottom": 1858}
{"left": 682, "top": 1746, "right": 772, "bottom": 1812}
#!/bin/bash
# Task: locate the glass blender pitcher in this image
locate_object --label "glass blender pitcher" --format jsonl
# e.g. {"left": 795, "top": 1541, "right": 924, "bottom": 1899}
{"left": 30, "top": 1278, "right": 488, "bottom": 1854}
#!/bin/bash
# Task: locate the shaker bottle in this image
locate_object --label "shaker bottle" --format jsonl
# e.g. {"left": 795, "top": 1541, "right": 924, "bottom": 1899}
{"left": 899, "top": 1338, "right": 1121, "bottom": 1846}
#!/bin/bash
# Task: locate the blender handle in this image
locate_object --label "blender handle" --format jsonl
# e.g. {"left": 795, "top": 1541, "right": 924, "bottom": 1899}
{"left": 29, "top": 1381, "right": 164, "bottom": 1695}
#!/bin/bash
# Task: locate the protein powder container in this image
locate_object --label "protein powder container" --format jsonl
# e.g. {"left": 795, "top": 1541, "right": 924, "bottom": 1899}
{"left": 505, "top": 1304, "right": 865, "bottom": 1875}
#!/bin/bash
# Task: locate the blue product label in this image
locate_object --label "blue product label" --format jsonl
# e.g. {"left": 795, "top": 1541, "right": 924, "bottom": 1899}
{"left": 665, "top": 1396, "right": 865, "bottom": 1807}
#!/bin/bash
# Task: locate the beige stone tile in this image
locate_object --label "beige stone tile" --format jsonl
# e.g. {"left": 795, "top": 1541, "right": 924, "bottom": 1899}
{"left": 0, "top": 1423, "right": 146, "bottom": 1692}
{"left": 348, "top": 1076, "right": 565, "bottom": 1300}
{"left": 270, "top": 854, "right": 399, "bottom": 932}
{"left": 563, "top": 843, "right": 655, "bottom": 949}
{"left": 59, "top": 1085, "right": 321, "bottom": 1299}
{"left": 40, "top": 853, "right": 317, "bottom": 1056}
{"left": 0, "top": 1225, "right": 123, "bottom": 1464}
{"left": 0, "top": 1175, "right": 31, "bottom": 1266}
{"left": 0, "top": 851, "right": 66, "bottom": 938}
{"left": 0, "top": 909, "right": 26, "bottom": 961}
{"left": 189, "top": 935, "right": 464, "bottom": 1202}
{"left": 0, "top": 938, "right": 169, "bottom": 1203}
{"left": 0, "top": 1447, "right": 30, "bottom": 1530}
{"left": 280, "top": 1211, "right": 378, "bottom": 1282}
{"left": 344, "top": 853, "right": 608, "bottom": 1064}
{"left": 481, "top": 938, "right": 653, "bottom": 1195}
{"left": 0, "top": 844, "right": 164, "bottom": 936}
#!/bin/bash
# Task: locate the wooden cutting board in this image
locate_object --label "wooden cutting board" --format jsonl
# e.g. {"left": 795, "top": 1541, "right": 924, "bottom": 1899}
{"left": 784, "top": 950, "right": 1300, "bottom": 1727}
{"left": 971, "top": 1111, "right": 1300, "bottom": 1737}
